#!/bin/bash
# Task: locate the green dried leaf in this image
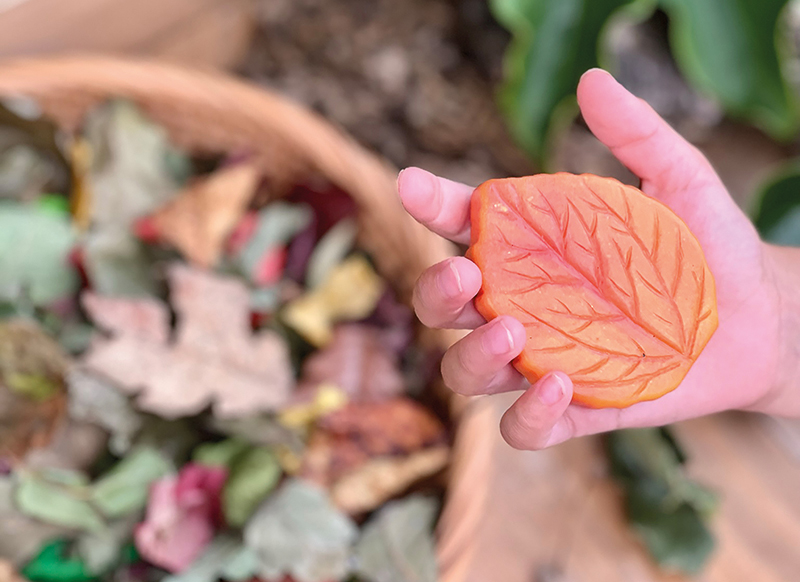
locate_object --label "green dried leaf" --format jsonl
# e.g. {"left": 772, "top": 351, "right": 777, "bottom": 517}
{"left": 305, "top": 218, "right": 357, "bottom": 289}
{"left": 82, "top": 229, "right": 157, "bottom": 298}
{"left": 84, "top": 100, "right": 185, "bottom": 229}
{"left": 224, "top": 447, "right": 282, "bottom": 527}
{"left": 0, "top": 477, "right": 68, "bottom": 566}
{"left": 90, "top": 447, "right": 172, "bottom": 519}
{"left": 67, "top": 368, "right": 143, "bottom": 456}
{"left": 163, "top": 535, "right": 259, "bottom": 582}
{"left": 0, "top": 203, "right": 77, "bottom": 305}
{"left": 15, "top": 472, "right": 104, "bottom": 533}
{"left": 354, "top": 496, "right": 439, "bottom": 582}
{"left": 244, "top": 479, "right": 358, "bottom": 582}
{"left": 75, "top": 515, "right": 139, "bottom": 575}
{"left": 192, "top": 438, "right": 250, "bottom": 468}
{"left": 238, "top": 203, "right": 312, "bottom": 280}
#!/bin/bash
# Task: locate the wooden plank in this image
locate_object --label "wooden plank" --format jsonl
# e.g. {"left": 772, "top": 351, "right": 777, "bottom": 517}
{"left": 446, "top": 394, "right": 800, "bottom": 582}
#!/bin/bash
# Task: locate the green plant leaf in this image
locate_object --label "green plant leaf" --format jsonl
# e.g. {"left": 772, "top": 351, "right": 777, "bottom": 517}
{"left": 90, "top": 447, "right": 171, "bottom": 519}
{"left": 489, "top": 0, "right": 644, "bottom": 162}
{"left": 660, "top": 0, "right": 798, "bottom": 140}
{"left": 223, "top": 447, "right": 282, "bottom": 528}
{"left": 15, "top": 473, "right": 104, "bottom": 533}
{"left": 626, "top": 479, "right": 715, "bottom": 574}
{"left": 354, "top": 495, "right": 439, "bottom": 582}
{"left": 606, "top": 428, "right": 717, "bottom": 573}
{"left": 0, "top": 203, "right": 77, "bottom": 305}
{"left": 751, "top": 162, "right": 800, "bottom": 246}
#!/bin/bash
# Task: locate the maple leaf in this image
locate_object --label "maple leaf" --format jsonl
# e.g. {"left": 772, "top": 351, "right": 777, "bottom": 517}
{"left": 148, "top": 162, "right": 261, "bottom": 268}
{"left": 298, "top": 324, "right": 405, "bottom": 402}
{"left": 81, "top": 264, "right": 294, "bottom": 419}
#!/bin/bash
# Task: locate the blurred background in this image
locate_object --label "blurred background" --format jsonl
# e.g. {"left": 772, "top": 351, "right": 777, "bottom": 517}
{"left": 1, "top": 0, "right": 800, "bottom": 580}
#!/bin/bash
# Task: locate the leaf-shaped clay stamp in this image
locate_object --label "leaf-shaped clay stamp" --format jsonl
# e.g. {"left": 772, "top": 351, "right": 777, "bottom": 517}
{"left": 468, "top": 173, "right": 718, "bottom": 408}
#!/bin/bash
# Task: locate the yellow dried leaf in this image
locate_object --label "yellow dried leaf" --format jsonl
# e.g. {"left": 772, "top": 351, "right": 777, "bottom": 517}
{"left": 152, "top": 163, "right": 260, "bottom": 268}
{"left": 69, "top": 137, "right": 93, "bottom": 231}
{"left": 282, "top": 255, "right": 384, "bottom": 346}
{"left": 278, "top": 383, "right": 348, "bottom": 431}
{"left": 332, "top": 446, "right": 449, "bottom": 514}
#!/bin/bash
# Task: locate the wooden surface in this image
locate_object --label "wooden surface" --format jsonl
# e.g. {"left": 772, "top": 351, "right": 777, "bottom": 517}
{"left": 0, "top": 0, "right": 255, "bottom": 69}
{"left": 443, "top": 395, "right": 800, "bottom": 582}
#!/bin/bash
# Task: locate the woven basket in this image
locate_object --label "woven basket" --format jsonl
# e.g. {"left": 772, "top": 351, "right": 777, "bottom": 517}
{"left": 0, "top": 56, "right": 492, "bottom": 581}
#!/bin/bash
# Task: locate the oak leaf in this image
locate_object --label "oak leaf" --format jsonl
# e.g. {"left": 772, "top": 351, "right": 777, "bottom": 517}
{"left": 469, "top": 174, "right": 718, "bottom": 407}
{"left": 81, "top": 264, "right": 293, "bottom": 419}
{"left": 149, "top": 162, "right": 260, "bottom": 268}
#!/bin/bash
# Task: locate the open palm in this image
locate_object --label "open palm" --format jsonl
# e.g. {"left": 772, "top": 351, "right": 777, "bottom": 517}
{"left": 398, "top": 69, "right": 787, "bottom": 449}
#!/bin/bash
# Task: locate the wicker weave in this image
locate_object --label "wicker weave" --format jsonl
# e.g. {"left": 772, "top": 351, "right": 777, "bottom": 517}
{"left": 0, "top": 56, "right": 486, "bottom": 581}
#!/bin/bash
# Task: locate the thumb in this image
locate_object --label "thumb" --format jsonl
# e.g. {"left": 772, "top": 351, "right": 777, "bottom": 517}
{"left": 500, "top": 372, "right": 573, "bottom": 450}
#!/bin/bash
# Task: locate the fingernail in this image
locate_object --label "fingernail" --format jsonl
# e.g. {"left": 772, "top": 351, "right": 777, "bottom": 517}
{"left": 483, "top": 320, "right": 514, "bottom": 356}
{"left": 438, "top": 260, "right": 463, "bottom": 299}
{"left": 538, "top": 374, "right": 565, "bottom": 406}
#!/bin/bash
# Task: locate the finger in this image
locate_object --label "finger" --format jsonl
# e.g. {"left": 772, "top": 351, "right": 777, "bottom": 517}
{"left": 397, "top": 167, "right": 474, "bottom": 244}
{"left": 576, "top": 69, "right": 724, "bottom": 207}
{"left": 413, "top": 257, "right": 485, "bottom": 329}
{"left": 499, "top": 372, "right": 573, "bottom": 450}
{"left": 441, "top": 316, "right": 528, "bottom": 396}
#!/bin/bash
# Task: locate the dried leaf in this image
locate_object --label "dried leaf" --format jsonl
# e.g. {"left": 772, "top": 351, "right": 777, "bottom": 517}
{"left": 298, "top": 325, "right": 405, "bottom": 402}
{"left": 244, "top": 479, "right": 357, "bottom": 582}
{"left": 305, "top": 218, "right": 357, "bottom": 289}
{"left": 282, "top": 256, "right": 384, "bottom": 346}
{"left": 300, "top": 399, "right": 446, "bottom": 487}
{"left": 82, "top": 229, "right": 157, "bottom": 298}
{"left": 84, "top": 100, "right": 184, "bottom": 230}
{"left": 162, "top": 535, "right": 259, "bottom": 582}
{"left": 0, "top": 320, "right": 68, "bottom": 462}
{"left": 0, "top": 477, "right": 67, "bottom": 566}
{"left": 90, "top": 447, "right": 172, "bottom": 519}
{"left": 279, "top": 383, "right": 348, "bottom": 431}
{"left": 223, "top": 447, "right": 282, "bottom": 528}
{"left": 82, "top": 264, "right": 294, "bottom": 418}
{"left": 354, "top": 496, "right": 439, "bottom": 582}
{"left": 0, "top": 203, "right": 77, "bottom": 305}
{"left": 14, "top": 470, "right": 105, "bottom": 532}
{"left": 469, "top": 174, "right": 718, "bottom": 407}
{"left": 67, "top": 368, "right": 142, "bottom": 455}
{"left": 76, "top": 514, "right": 140, "bottom": 575}
{"left": 333, "top": 447, "right": 448, "bottom": 514}
{"left": 193, "top": 438, "right": 251, "bottom": 468}
{"left": 237, "top": 203, "right": 312, "bottom": 283}
{"left": 151, "top": 163, "right": 260, "bottom": 268}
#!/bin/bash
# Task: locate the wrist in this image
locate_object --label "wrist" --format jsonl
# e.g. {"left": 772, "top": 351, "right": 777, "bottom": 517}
{"left": 752, "top": 243, "right": 800, "bottom": 417}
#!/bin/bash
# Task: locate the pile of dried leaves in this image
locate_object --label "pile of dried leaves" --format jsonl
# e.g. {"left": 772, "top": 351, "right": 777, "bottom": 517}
{"left": 0, "top": 97, "right": 447, "bottom": 582}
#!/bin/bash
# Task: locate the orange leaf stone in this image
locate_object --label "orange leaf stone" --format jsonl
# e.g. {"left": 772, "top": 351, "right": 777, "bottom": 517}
{"left": 468, "top": 173, "right": 718, "bottom": 408}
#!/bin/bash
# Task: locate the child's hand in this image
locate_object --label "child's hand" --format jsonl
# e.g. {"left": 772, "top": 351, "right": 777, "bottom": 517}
{"left": 398, "top": 68, "right": 800, "bottom": 450}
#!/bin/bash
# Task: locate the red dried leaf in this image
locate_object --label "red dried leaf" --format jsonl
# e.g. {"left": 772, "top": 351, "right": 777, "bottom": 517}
{"left": 469, "top": 174, "right": 718, "bottom": 408}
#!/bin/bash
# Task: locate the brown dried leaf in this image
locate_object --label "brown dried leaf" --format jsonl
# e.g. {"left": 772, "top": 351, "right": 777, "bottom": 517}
{"left": 151, "top": 163, "right": 260, "bottom": 268}
{"left": 299, "top": 325, "right": 405, "bottom": 402}
{"left": 332, "top": 446, "right": 449, "bottom": 514}
{"left": 81, "top": 264, "right": 293, "bottom": 419}
{"left": 300, "top": 398, "right": 446, "bottom": 487}
{"left": 0, "top": 320, "right": 68, "bottom": 463}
